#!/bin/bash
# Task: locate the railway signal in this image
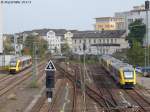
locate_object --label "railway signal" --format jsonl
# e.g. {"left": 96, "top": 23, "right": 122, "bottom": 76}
{"left": 145, "top": 1, "right": 149, "bottom": 10}
{"left": 45, "top": 60, "right": 56, "bottom": 102}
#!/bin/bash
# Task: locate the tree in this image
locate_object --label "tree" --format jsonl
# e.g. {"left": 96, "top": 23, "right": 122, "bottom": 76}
{"left": 61, "top": 43, "right": 70, "bottom": 56}
{"left": 127, "top": 19, "right": 146, "bottom": 46}
{"left": 127, "top": 40, "right": 144, "bottom": 67}
{"left": 4, "top": 37, "right": 14, "bottom": 54}
{"left": 24, "top": 35, "right": 48, "bottom": 57}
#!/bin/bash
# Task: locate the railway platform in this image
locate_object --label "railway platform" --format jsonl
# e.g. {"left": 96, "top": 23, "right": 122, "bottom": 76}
{"left": 136, "top": 76, "right": 150, "bottom": 89}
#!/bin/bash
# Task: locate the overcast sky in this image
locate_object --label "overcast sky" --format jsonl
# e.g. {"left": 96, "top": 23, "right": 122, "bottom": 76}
{"left": 2, "top": 0, "right": 145, "bottom": 33}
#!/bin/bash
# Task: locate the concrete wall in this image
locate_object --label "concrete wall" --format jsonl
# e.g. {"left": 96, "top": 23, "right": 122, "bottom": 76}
{"left": 0, "top": 55, "right": 15, "bottom": 67}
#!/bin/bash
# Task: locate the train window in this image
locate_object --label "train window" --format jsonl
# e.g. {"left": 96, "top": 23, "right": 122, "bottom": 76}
{"left": 124, "top": 71, "right": 133, "bottom": 78}
{"left": 10, "top": 61, "right": 16, "bottom": 67}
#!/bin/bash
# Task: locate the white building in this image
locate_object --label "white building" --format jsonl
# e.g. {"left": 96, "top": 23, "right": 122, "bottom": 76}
{"left": 46, "top": 30, "right": 61, "bottom": 54}
{"left": 72, "top": 30, "right": 129, "bottom": 55}
{"left": 115, "top": 4, "right": 150, "bottom": 44}
{"left": 64, "top": 31, "right": 74, "bottom": 49}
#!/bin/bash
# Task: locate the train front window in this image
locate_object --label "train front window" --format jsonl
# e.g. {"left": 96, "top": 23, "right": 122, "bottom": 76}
{"left": 124, "top": 71, "right": 133, "bottom": 79}
{"left": 10, "top": 61, "right": 16, "bottom": 67}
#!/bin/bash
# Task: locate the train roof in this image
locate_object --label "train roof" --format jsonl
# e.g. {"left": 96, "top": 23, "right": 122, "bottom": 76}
{"left": 101, "top": 55, "right": 134, "bottom": 71}
{"left": 10, "top": 56, "right": 32, "bottom": 62}
{"left": 112, "top": 62, "right": 134, "bottom": 71}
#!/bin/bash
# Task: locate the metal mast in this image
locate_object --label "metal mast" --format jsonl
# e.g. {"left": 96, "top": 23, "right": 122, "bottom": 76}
{"left": 145, "top": 1, "right": 150, "bottom": 68}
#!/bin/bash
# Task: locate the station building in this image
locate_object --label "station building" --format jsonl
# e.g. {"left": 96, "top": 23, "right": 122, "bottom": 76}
{"left": 72, "top": 30, "right": 129, "bottom": 55}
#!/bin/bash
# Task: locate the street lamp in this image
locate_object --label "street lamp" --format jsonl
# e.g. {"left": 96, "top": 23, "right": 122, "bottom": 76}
{"left": 145, "top": 0, "right": 149, "bottom": 69}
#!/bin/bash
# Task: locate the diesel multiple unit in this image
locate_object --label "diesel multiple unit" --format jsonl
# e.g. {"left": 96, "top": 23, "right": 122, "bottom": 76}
{"left": 9, "top": 56, "right": 32, "bottom": 73}
{"left": 100, "top": 55, "right": 136, "bottom": 88}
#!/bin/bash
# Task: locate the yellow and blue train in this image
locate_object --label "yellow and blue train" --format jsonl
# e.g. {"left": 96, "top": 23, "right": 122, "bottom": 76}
{"left": 100, "top": 55, "right": 136, "bottom": 88}
{"left": 9, "top": 56, "right": 32, "bottom": 74}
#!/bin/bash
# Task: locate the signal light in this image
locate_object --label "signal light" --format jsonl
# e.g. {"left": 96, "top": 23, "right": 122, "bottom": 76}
{"left": 145, "top": 1, "right": 150, "bottom": 10}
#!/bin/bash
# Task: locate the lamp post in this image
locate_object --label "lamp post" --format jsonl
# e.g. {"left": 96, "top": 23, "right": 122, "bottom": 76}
{"left": 145, "top": 1, "right": 149, "bottom": 69}
{"left": 32, "top": 42, "right": 39, "bottom": 84}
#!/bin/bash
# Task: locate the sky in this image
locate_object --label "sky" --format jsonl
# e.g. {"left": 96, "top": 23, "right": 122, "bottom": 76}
{"left": 1, "top": 0, "right": 145, "bottom": 33}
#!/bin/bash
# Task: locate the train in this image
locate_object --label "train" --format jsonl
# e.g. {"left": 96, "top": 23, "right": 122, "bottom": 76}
{"left": 100, "top": 55, "right": 136, "bottom": 88}
{"left": 9, "top": 56, "right": 32, "bottom": 74}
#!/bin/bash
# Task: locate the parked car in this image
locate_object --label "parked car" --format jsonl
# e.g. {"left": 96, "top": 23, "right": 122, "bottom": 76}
{"left": 141, "top": 67, "right": 150, "bottom": 77}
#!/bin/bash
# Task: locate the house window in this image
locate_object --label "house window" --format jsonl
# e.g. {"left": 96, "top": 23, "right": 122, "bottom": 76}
{"left": 79, "top": 40, "right": 82, "bottom": 43}
{"left": 89, "top": 48, "right": 91, "bottom": 52}
{"left": 115, "top": 39, "right": 117, "bottom": 43}
{"left": 89, "top": 39, "right": 91, "bottom": 43}
{"left": 99, "top": 39, "right": 101, "bottom": 43}
{"left": 79, "top": 46, "right": 81, "bottom": 51}
{"left": 94, "top": 39, "right": 96, "bottom": 43}
{"left": 106, "top": 49, "right": 108, "bottom": 54}
{"left": 111, "top": 39, "right": 113, "bottom": 43}
{"left": 75, "top": 40, "right": 76, "bottom": 44}
{"left": 103, "top": 39, "right": 105, "bottom": 43}
{"left": 75, "top": 48, "right": 77, "bottom": 52}
{"left": 103, "top": 49, "right": 105, "bottom": 54}
{"left": 107, "top": 39, "right": 109, "bottom": 43}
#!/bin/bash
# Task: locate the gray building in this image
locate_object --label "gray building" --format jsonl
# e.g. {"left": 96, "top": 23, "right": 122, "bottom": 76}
{"left": 72, "top": 30, "right": 129, "bottom": 55}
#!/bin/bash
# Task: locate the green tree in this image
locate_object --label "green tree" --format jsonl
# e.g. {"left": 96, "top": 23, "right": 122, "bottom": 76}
{"left": 61, "top": 43, "right": 70, "bottom": 56}
{"left": 24, "top": 35, "right": 48, "bottom": 57}
{"left": 127, "top": 40, "right": 144, "bottom": 67}
{"left": 38, "top": 37, "right": 48, "bottom": 58}
{"left": 4, "top": 37, "right": 14, "bottom": 54}
{"left": 127, "top": 19, "right": 146, "bottom": 46}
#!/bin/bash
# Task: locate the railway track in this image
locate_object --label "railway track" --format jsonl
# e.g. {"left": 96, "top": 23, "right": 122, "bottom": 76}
{"left": 125, "top": 89, "right": 150, "bottom": 112}
{"left": 67, "top": 63, "right": 148, "bottom": 112}
{"left": 47, "top": 62, "right": 150, "bottom": 112}
{"left": 0, "top": 61, "right": 46, "bottom": 97}
{"left": 0, "top": 75, "right": 12, "bottom": 83}
{"left": 31, "top": 62, "right": 77, "bottom": 112}
{"left": 90, "top": 64, "right": 150, "bottom": 112}
{"left": 56, "top": 63, "right": 115, "bottom": 111}
{"left": 31, "top": 80, "right": 67, "bottom": 112}
{"left": 90, "top": 65, "right": 122, "bottom": 111}
{"left": 55, "top": 64, "right": 77, "bottom": 112}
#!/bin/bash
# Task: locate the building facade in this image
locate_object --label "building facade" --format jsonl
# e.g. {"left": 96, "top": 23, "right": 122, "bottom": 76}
{"left": 64, "top": 31, "right": 74, "bottom": 49}
{"left": 94, "top": 17, "right": 125, "bottom": 31}
{"left": 115, "top": 4, "right": 150, "bottom": 44}
{"left": 72, "top": 30, "right": 129, "bottom": 55}
{"left": 46, "top": 30, "right": 61, "bottom": 54}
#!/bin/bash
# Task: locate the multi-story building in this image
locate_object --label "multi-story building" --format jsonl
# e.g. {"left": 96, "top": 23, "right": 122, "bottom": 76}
{"left": 46, "top": 30, "right": 61, "bottom": 54}
{"left": 64, "top": 31, "right": 75, "bottom": 49}
{"left": 115, "top": 4, "right": 150, "bottom": 44}
{"left": 94, "top": 17, "right": 125, "bottom": 31}
{"left": 72, "top": 30, "right": 129, "bottom": 55}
